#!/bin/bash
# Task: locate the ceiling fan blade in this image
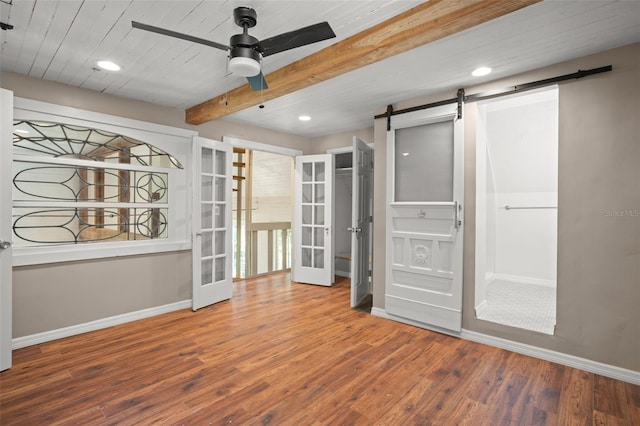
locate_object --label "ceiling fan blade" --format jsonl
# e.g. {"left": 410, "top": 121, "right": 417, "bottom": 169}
{"left": 257, "top": 22, "right": 336, "bottom": 57}
{"left": 131, "top": 21, "right": 229, "bottom": 51}
{"left": 247, "top": 72, "right": 269, "bottom": 91}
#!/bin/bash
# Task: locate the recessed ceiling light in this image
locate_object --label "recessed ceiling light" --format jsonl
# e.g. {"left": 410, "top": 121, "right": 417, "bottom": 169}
{"left": 472, "top": 66, "right": 492, "bottom": 77}
{"left": 402, "top": 152, "right": 410, "bottom": 157}
{"left": 97, "top": 60, "right": 122, "bottom": 71}
{"left": 298, "top": 115, "right": 311, "bottom": 121}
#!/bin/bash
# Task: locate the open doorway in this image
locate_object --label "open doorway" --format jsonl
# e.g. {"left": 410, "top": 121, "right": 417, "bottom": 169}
{"left": 231, "top": 147, "right": 294, "bottom": 279}
{"left": 475, "top": 87, "right": 558, "bottom": 334}
{"left": 329, "top": 139, "right": 374, "bottom": 312}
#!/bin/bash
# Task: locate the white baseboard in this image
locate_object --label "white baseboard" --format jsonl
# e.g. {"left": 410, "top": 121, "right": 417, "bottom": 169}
{"left": 371, "top": 308, "right": 640, "bottom": 385}
{"left": 335, "top": 270, "right": 351, "bottom": 278}
{"left": 461, "top": 330, "right": 640, "bottom": 385}
{"left": 493, "top": 273, "right": 556, "bottom": 288}
{"left": 12, "top": 300, "right": 192, "bottom": 350}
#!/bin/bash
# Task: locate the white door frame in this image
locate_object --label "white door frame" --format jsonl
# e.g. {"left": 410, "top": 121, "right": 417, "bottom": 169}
{"left": 1, "top": 89, "right": 13, "bottom": 371}
{"left": 222, "top": 136, "right": 301, "bottom": 280}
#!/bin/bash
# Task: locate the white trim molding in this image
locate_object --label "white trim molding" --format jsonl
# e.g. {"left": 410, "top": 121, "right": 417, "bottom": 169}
{"left": 335, "top": 270, "right": 351, "bottom": 279}
{"left": 371, "top": 308, "right": 640, "bottom": 385}
{"left": 12, "top": 300, "right": 191, "bottom": 349}
{"left": 12, "top": 96, "right": 195, "bottom": 266}
{"left": 461, "top": 330, "right": 640, "bottom": 386}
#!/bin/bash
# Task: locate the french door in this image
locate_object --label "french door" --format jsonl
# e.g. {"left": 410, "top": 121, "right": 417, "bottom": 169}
{"left": 192, "top": 136, "right": 233, "bottom": 310}
{"left": 1, "top": 89, "right": 13, "bottom": 371}
{"left": 350, "top": 137, "right": 373, "bottom": 307}
{"left": 293, "top": 154, "right": 334, "bottom": 286}
{"left": 385, "top": 104, "right": 464, "bottom": 332}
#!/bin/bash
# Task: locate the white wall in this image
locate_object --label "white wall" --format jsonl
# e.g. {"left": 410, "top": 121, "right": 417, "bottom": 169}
{"left": 251, "top": 196, "right": 292, "bottom": 223}
{"left": 479, "top": 88, "right": 559, "bottom": 286}
{"left": 494, "top": 192, "right": 557, "bottom": 284}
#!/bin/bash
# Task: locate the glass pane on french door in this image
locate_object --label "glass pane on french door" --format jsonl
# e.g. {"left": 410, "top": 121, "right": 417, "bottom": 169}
{"left": 199, "top": 147, "right": 228, "bottom": 287}
{"left": 301, "top": 161, "right": 326, "bottom": 268}
{"left": 201, "top": 147, "right": 215, "bottom": 287}
{"left": 213, "top": 148, "right": 227, "bottom": 283}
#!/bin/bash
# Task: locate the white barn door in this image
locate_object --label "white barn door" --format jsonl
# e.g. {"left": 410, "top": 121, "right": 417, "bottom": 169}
{"left": 192, "top": 137, "right": 233, "bottom": 310}
{"left": 350, "top": 137, "right": 373, "bottom": 307}
{"left": 293, "top": 154, "right": 334, "bottom": 286}
{"left": 0, "top": 89, "right": 13, "bottom": 371}
{"left": 385, "top": 105, "right": 464, "bottom": 332}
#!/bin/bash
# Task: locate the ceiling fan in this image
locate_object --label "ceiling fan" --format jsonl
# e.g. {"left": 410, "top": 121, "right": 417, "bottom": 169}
{"left": 132, "top": 7, "right": 336, "bottom": 91}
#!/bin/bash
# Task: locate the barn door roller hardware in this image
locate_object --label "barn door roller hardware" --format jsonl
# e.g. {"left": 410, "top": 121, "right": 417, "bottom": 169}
{"left": 376, "top": 65, "right": 613, "bottom": 123}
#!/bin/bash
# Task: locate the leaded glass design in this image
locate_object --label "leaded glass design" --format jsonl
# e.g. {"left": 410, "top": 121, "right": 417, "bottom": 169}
{"left": 13, "top": 121, "right": 183, "bottom": 168}
{"left": 13, "top": 162, "right": 168, "bottom": 203}
{"left": 13, "top": 207, "right": 168, "bottom": 244}
{"left": 12, "top": 120, "right": 179, "bottom": 247}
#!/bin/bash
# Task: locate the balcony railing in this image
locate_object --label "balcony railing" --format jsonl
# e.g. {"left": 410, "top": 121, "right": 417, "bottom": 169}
{"left": 243, "top": 221, "right": 291, "bottom": 277}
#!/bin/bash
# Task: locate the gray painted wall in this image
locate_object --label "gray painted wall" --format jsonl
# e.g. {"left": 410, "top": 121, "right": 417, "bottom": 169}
{"left": 373, "top": 43, "right": 640, "bottom": 372}
{"left": 13, "top": 252, "right": 191, "bottom": 337}
{"left": 307, "top": 127, "right": 374, "bottom": 155}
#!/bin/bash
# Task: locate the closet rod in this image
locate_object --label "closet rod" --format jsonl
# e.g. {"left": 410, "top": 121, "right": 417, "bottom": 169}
{"left": 374, "top": 65, "right": 612, "bottom": 121}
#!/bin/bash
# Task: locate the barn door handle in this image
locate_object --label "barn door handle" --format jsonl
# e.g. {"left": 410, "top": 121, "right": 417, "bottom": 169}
{"left": 454, "top": 202, "right": 462, "bottom": 229}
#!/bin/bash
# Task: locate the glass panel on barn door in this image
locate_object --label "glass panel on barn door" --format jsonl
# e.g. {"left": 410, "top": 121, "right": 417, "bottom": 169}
{"left": 394, "top": 120, "right": 454, "bottom": 202}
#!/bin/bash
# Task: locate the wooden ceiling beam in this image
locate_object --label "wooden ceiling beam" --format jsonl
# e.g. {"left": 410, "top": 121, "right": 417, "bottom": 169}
{"left": 185, "top": 0, "right": 540, "bottom": 125}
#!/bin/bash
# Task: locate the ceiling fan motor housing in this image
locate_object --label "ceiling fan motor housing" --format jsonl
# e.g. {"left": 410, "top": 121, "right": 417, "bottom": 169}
{"left": 229, "top": 33, "right": 262, "bottom": 77}
{"left": 132, "top": 5, "right": 336, "bottom": 85}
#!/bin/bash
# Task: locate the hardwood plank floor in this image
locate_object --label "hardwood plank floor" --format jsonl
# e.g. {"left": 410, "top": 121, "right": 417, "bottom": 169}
{"left": 1, "top": 273, "right": 638, "bottom": 425}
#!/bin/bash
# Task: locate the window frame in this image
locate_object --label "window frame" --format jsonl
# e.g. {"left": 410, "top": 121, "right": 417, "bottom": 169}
{"left": 12, "top": 97, "right": 196, "bottom": 266}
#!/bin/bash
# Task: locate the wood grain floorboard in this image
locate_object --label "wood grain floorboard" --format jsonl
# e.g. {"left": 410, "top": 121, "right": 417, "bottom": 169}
{"left": 1, "top": 273, "right": 638, "bottom": 425}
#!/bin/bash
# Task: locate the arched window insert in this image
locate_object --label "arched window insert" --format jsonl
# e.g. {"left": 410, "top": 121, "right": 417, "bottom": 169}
{"left": 12, "top": 120, "right": 183, "bottom": 247}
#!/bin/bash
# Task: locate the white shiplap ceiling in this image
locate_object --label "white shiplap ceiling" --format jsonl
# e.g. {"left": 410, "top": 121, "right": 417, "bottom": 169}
{"left": 1, "top": 0, "right": 639, "bottom": 138}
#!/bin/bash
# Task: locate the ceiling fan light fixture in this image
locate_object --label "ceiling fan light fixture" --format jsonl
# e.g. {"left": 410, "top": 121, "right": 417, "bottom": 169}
{"left": 229, "top": 56, "right": 261, "bottom": 77}
{"left": 229, "top": 45, "right": 262, "bottom": 77}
